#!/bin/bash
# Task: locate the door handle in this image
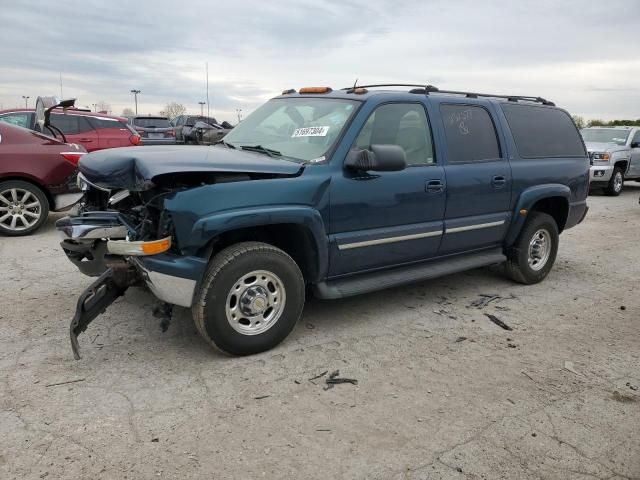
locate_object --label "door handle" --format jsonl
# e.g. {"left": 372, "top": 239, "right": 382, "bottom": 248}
{"left": 79, "top": 138, "right": 94, "bottom": 142}
{"left": 426, "top": 180, "right": 445, "bottom": 193}
{"left": 491, "top": 175, "right": 506, "bottom": 188}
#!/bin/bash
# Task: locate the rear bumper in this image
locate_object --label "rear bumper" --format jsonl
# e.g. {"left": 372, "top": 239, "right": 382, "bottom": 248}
{"left": 565, "top": 200, "right": 589, "bottom": 230}
{"left": 57, "top": 214, "right": 206, "bottom": 307}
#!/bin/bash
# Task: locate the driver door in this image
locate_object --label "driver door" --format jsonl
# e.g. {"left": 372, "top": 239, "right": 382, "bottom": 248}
{"left": 328, "top": 102, "right": 446, "bottom": 276}
{"left": 629, "top": 130, "right": 640, "bottom": 177}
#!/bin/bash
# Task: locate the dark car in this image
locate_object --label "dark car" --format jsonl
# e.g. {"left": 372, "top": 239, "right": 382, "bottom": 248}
{"left": 56, "top": 84, "right": 588, "bottom": 359}
{"left": 172, "top": 115, "right": 219, "bottom": 144}
{"left": 192, "top": 121, "right": 232, "bottom": 145}
{"left": 0, "top": 122, "right": 86, "bottom": 235}
{"left": 128, "top": 116, "right": 176, "bottom": 145}
{"left": 0, "top": 108, "right": 140, "bottom": 152}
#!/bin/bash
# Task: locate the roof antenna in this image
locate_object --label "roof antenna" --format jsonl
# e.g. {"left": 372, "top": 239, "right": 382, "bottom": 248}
{"left": 352, "top": 78, "right": 358, "bottom": 90}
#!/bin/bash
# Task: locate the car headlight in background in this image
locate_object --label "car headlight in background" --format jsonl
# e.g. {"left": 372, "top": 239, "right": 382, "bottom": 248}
{"left": 592, "top": 153, "right": 610, "bottom": 161}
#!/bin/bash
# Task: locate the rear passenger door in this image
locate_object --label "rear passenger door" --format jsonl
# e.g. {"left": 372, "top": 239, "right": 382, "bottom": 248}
{"left": 50, "top": 113, "right": 96, "bottom": 150}
{"left": 438, "top": 103, "right": 512, "bottom": 254}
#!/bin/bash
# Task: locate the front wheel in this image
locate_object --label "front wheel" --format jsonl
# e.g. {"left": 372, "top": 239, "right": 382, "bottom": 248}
{"left": 505, "top": 212, "right": 559, "bottom": 285}
{"left": 604, "top": 167, "right": 624, "bottom": 196}
{"left": 192, "top": 242, "right": 305, "bottom": 355}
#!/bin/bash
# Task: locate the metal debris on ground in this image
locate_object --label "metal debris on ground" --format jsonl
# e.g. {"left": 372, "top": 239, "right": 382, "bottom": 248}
{"left": 484, "top": 313, "right": 513, "bottom": 331}
{"left": 308, "top": 370, "right": 328, "bottom": 384}
{"left": 324, "top": 370, "right": 358, "bottom": 390}
{"left": 45, "top": 378, "right": 85, "bottom": 388}
{"left": 469, "top": 293, "right": 516, "bottom": 309}
{"left": 254, "top": 395, "right": 270, "bottom": 400}
{"left": 455, "top": 336, "right": 467, "bottom": 343}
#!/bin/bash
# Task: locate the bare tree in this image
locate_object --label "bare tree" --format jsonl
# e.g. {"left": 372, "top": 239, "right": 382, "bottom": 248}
{"left": 571, "top": 115, "right": 585, "bottom": 129}
{"left": 160, "top": 102, "right": 186, "bottom": 120}
{"left": 96, "top": 100, "right": 111, "bottom": 114}
{"left": 122, "top": 107, "right": 135, "bottom": 117}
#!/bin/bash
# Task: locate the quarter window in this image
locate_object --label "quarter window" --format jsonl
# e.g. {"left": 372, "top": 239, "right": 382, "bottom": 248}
{"left": 502, "top": 103, "right": 585, "bottom": 158}
{"left": 440, "top": 104, "right": 501, "bottom": 163}
{"left": 353, "top": 103, "right": 435, "bottom": 165}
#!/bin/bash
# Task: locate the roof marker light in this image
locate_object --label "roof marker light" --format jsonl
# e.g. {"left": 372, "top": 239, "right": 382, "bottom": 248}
{"left": 299, "top": 87, "right": 332, "bottom": 94}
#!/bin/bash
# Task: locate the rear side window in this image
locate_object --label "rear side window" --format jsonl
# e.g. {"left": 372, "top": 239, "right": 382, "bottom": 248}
{"left": 440, "top": 104, "right": 501, "bottom": 163}
{"left": 501, "top": 104, "right": 585, "bottom": 158}
{"left": 51, "top": 114, "right": 93, "bottom": 134}
{"left": 133, "top": 117, "right": 171, "bottom": 128}
{"left": 88, "top": 117, "right": 125, "bottom": 130}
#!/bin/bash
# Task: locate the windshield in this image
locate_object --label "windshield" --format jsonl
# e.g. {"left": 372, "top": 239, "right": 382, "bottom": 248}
{"left": 222, "top": 97, "right": 359, "bottom": 162}
{"left": 581, "top": 128, "right": 630, "bottom": 146}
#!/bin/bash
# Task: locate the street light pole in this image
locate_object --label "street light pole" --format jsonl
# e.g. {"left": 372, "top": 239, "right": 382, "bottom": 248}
{"left": 22, "top": 96, "right": 30, "bottom": 108}
{"left": 198, "top": 102, "right": 205, "bottom": 116}
{"left": 236, "top": 108, "right": 242, "bottom": 123}
{"left": 92, "top": 103, "right": 97, "bottom": 112}
{"left": 130, "top": 89, "right": 141, "bottom": 114}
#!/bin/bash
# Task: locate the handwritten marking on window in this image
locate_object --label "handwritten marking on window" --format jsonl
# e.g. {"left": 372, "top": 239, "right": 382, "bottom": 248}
{"left": 447, "top": 109, "right": 474, "bottom": 135}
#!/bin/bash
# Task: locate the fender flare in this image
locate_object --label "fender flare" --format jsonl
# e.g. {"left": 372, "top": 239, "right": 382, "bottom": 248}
{"left": 182, "top": 205, "right": 329, "bottom": 280}
{"left": 504, "top": 184, "right": 570, "bottom": 246}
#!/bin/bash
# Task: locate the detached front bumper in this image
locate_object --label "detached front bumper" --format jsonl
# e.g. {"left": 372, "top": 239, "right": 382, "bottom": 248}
{"left": 589, "top": 165, "right": 613, "bottom": 183}
{"left": 57, "top": 213, "right": 206, "bottom": 307}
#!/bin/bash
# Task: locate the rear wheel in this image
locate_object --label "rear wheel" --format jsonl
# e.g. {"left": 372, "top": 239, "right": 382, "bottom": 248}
{"left": 604, "top": 167, "right": 623, "bottom": 196}
{"left": 0, "top": 180, "right": 49, "bottom": 236}
{"left": 192, "top": 242, "right": 305, "bottom": 355}
{"left": 505, "top": 212, "right": 559, "bottom": 285}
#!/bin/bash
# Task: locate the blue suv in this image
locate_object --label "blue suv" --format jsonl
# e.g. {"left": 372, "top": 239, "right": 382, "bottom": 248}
{"left": 57, "top": 84, "right": 589, "bottom": 358}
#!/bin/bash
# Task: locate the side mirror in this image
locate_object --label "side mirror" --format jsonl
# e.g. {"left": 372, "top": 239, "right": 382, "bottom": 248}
{"left": 345, "top": 144, "right": 407, "bottom": 172}
{"left": 631, "top": 142, "right": 640, "bottom": 149}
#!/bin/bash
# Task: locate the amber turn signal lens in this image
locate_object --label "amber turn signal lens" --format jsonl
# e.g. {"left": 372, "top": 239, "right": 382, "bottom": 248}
{"left": 141, "top": 237, "right": 172, "bottom": 255}
{"left": 299, "top": 87, "right": 332, "bottom": 94}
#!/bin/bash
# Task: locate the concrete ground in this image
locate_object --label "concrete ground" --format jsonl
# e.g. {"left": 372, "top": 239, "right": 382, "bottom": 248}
{"left": 1, "top": 184, "right": 639, "bottom": 480}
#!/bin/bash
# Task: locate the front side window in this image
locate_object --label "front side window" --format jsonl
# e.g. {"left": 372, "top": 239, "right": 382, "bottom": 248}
{"left": 440, "top": 104, "right": 501, "bottom": 163}
{"left": 223, "top": 97, "right": 359, "bottom": 163}
{"left": 353, "top": 103, "right": 434, "bottom": 165}
{"left": 0, "top": 112, "right": 30, "bottom": 128}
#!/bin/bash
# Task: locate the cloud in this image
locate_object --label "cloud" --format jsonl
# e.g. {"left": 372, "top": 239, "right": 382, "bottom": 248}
{"left": 0, "top": 0, "right": 638, "bottom": 120}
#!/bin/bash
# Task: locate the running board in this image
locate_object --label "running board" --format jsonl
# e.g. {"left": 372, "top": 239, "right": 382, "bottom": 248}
{"left": 314, "top": 249, "right": 506, "bottom": 299}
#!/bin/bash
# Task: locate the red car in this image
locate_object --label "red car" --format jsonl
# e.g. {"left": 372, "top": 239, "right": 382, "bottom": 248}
{"left": 0, "top": 122, "right": 86, "bottom": 236}
{"left": 0, "top": 108, "right": 140, "bottom": 152}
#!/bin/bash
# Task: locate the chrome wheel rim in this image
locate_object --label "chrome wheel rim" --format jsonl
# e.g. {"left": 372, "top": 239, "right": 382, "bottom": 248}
{"left": 614, "top": 172, "right": 623, "bottom": 192}
{"left": 0, "top": 188, "right": 42, "bottom": 231}
{"left": 225, "top": 270, "right": 286, "bottom": 335}
{"left": 528, "top": 228, "right": 551, "bottom": 271}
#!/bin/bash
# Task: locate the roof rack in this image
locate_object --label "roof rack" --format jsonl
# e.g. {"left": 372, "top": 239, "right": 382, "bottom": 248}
{"left": 341, "top": 84, "right": 555, "bottom": 106}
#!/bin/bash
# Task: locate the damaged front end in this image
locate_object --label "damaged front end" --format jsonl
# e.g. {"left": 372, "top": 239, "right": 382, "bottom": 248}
{"left": 57, "top": 174, "right": 206, "bottom": 358}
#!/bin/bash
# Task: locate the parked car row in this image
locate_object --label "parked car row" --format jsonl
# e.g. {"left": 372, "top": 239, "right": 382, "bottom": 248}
{"left": 170, "top": 115, "right": 234, "bottom": 144}
{"left": 0, "top": 108, "right": 140, "bottom": 152}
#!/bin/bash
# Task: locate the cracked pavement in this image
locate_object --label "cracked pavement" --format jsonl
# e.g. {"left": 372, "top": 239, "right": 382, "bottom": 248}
{"left": 1, "top": 185, "right": 639, "bottom": 479}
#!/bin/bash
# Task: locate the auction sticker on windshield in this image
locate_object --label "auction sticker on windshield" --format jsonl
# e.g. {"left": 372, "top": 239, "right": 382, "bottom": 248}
{"left": 292, "top": 126, "right": 329, "bottom": 137}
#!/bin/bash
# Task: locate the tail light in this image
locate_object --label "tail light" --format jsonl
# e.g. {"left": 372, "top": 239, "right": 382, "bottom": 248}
{"left": 60, "top": 152, "right": 86, "bottom": 166}
{"left": 129, "top": 134, "right": 141, "bottom": 145}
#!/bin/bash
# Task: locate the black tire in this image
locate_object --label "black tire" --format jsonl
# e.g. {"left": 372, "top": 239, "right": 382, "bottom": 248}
{"left": 604, "top": 167, "right": 624, "bottom": 196}
{"left": 505, "top": 212, "right": 559, "bottom": 285}
{"left": 192, "top": 242, "right": 305, "bottom": 356}
{"left": 0, "top": 180, "right": 49, "bottom": 236}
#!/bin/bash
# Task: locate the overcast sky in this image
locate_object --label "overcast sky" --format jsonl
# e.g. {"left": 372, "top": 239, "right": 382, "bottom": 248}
{"left": 0, "top": 0, "right": 638, "bottom": 121}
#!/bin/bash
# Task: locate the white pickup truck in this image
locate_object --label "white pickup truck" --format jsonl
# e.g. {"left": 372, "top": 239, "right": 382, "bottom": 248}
{"left": 582, "top": 126, "right": 640, "bottom": 195}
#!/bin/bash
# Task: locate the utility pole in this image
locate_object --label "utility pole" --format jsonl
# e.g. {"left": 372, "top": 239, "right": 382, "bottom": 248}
{"left": 130, "top": 89, "right": 141, "bottom": 114}
{"left": 235, "top": 108, "right": 242, "bottom": 123}
{"left": 22, "top": 96, "right": 30, "bottom": 109}
{"left": 198, "top": 101, "right": 205, "bottom": 116}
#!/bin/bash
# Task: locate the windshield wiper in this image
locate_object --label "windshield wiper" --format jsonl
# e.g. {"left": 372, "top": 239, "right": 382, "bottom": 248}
{"left": 214, "top": 139, "right": 236, "bottom": 149}
{"left": 239, "top": 145, "right": 282, "bottom": 157}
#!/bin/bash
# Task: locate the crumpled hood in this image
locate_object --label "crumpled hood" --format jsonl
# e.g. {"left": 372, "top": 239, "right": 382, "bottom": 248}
{"left": 78, "top": 145, "right": 303, "bottom": 190}
{"left": 584, "top": 142, "right": 629, "bottom": 153}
